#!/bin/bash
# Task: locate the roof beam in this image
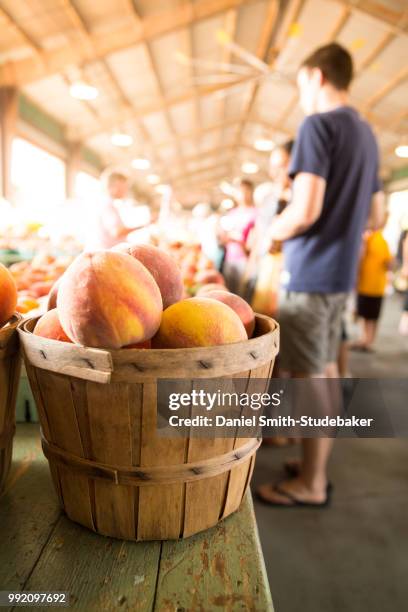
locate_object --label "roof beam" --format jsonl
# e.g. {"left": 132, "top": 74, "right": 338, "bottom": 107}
{"left": 127, "top": 1, "right": 186, "bottom": 171}
{"left": 172, "top": 162, "right": 230, "bottom": 184}
{"left": 69, "top": 76, "right": 254, "bottom": 140}
{"left": 231, "top": 0, "right": 280, "bottom": 152}
{"left": 230, "top": 0, "right": 300, "bottom": 178}
{"left": 217, "top": 8, "right": 238, "bottom": 153}
{"left": 0, "top": 0, "right": 259, "bottom": 87}
{"left": 330, "top": 0, "right": 408, "bottom": 33}
{"left": 64, "top": 0, "right": 164, "bottom": 172}
{"left": 365, "top": 65, "right": 408, "bottom": 110}
{"left": 0, "top": 6, "right": 43, "bottom": 53}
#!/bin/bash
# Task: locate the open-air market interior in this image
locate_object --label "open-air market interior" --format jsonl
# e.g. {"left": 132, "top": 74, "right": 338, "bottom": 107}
{"left": 0, "top": 1, "right": 408, "bottom": 611}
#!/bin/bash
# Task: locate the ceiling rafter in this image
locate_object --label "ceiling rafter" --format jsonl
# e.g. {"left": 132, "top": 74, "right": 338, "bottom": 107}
{"left": 188, "top": 2, "right": 202, "bottom": 158}
{"left": 365, "top": 65, "right": 408, "bottom": 110}
{"left": 229, "top": 0, "right": 280, "bottom": 176}
{"left": 121, "top": 116, "right": 292, "bottom": 161}
{"left": 70, "top": 75, "right": 254, "bottom": 140}
{"left": 0, "top": 5, "right": 43, "bottom": 53}
{"left": 64, "top": 0, "right": 164, "bottom": 173}
{"left": 0, "top": 0, "right": 260, "bottom": 87}
{"left": 330, "top": 0, "right": 408, "bottom": 34}
{"left": 172, "top": 162, "right": 231, "bottom": 184}
{"left": 126, "top": 3, "right": 187, "bottom": 172}
{"left": 217, "top": 8, "right": 238, "bottom": 154}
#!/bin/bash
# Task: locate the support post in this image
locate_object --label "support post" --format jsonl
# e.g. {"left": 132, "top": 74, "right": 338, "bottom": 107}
{"left": 65, "top": 141, "right": 82, "bottom": 198}
{"left": 0, "top": 87, "right": 18, "bottom": 200}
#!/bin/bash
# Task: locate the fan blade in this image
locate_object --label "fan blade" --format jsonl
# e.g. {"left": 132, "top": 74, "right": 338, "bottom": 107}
{"left": 216, "top": 30, "right": 269, "bottom": 74}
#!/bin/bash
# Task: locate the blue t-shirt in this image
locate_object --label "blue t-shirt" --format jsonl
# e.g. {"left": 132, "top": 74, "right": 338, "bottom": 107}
{"left": 284, "top": 106, "right": 381, "bottom": 293}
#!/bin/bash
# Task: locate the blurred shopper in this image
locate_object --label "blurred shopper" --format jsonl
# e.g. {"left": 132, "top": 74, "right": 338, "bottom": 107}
{"left": 352, "top": 229, "right": 392, "bottom": 351}
{"left": 86, "top": 171, "right": 132, "bottom": 250}
{"left": 220, "top": 179, "right": 256, "bottom": 295}
{"left": 398, "top": 231, "right": 408, "bottom": 336}
{"left": 257, "top": 43, "right": 384, "bottom": 507}
{"left": 190, "top": 203, "right": 225, "bottom": 271}
{"left": 245, "top": 141, "right": 294, "bottom": 304}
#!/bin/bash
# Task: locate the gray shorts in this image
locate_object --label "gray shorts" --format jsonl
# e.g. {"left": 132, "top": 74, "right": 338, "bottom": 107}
{"left": 277, "top": 291, "right": 348, "bottom": 375}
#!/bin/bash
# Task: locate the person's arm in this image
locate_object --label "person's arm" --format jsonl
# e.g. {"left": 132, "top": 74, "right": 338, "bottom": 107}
{"left": 269, "top": 173, "right": 326, "bottom": 241}
{"left": 101, "top": 204, "right": 129, "bottom": 240}
{"left": 402, "top": 233, "right": 408, "bottom": 277}
{"left": 268, "top": 115, "right": 330, "bottom": 242}
{"left": 366, "top": 191, "right": 385, "bottom": 230}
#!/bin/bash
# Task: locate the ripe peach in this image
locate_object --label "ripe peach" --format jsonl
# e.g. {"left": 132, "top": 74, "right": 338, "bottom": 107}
{"left": 194, "top": 270, "right": 225, "bottom": 285}
{"left": 34, "top": 309, "right": 72, "bottom": 343}
{"left": 203, "top": 290, "right": 255, "bottom": 337}
{"left": 118, "top": 244, "right": 183, "bottom": 309}
{"left": 123, "top": 339, "right": 151, "bottom": 349}
{"left": 152, "top": 297, "right": 247, "bottom": 348}
{"left": 0, "top": 263, "right": 17, "bottom": 327}
{"left": 47, "top": 278, "right": 60, "bottom": 310}
{"left": 57, "top": 251, "right": 163, "bottom": 349}
{"left": 196, "top": 283, "right": 229, "bottom": 296}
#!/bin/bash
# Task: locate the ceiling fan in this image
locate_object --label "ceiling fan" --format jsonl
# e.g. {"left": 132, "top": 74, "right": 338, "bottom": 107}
{"left": 175, "top": 29, "right": 298, "bottom": 97}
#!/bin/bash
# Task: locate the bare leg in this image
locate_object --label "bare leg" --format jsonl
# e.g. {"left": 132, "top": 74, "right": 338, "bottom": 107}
{"left": 257, "top": 370, "right": 337, "bottom": 504}
{"left": 337, "top": 341, "right": 349, "bottom": 377}
{"left": 365, "top": 320, "right": 378, "bottom": 347}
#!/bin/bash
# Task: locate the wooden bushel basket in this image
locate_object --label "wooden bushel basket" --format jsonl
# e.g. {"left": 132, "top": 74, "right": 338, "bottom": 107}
{"left": 0, "top": 314, "right": 22, "bottom": 493}
{"left": 18, "top": 315, "right": 279, "bottom": 541}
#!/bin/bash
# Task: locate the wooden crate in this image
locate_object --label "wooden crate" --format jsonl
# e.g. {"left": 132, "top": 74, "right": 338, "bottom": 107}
{"left": 0, "top": 315, "right": 22, "bottom": 492}
{"left": 18, "top": 315, "right": 279, "bottom": 541}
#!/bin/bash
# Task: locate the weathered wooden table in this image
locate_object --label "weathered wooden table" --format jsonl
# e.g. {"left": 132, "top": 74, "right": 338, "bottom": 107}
{"left": 0, "top": 424, "right": 273, "bottom": 611}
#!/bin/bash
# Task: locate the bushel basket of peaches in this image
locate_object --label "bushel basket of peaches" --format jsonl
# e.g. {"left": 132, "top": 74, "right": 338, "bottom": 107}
{"left": 0, "top": 263, "right": 22, "bottom": 493}
{"left": 18, "top": 244, "right": 279, "bottom": 541}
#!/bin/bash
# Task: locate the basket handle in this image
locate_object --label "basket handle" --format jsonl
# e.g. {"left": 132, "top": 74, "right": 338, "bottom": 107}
{"left": 20, "top": 334, "right": 113, "bottom": 384}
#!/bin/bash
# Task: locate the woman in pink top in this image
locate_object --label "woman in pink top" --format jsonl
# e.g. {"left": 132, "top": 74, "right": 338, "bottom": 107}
{"left": 220, "top": 179, "right": 256, "bottom": 296}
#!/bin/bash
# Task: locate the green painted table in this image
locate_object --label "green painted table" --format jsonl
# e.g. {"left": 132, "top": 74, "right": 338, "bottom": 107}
{"left": 0, "top": 424, "right": 273, "bottom": 612}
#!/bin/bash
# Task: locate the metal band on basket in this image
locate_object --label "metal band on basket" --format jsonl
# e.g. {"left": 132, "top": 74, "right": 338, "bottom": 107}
{"left": 41, "top": 436, "right": 261, "bottom": 486}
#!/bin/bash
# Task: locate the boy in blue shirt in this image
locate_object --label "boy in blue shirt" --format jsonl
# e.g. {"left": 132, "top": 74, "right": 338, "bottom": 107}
{"left": 257, "top": 43, "right": 384, "bottom": 507}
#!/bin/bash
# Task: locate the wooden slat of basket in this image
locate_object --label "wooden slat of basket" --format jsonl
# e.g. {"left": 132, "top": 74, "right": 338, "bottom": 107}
{"left": 182, "top": 372, "right": 252, "bottom": 538}
{"left": 127, "top": 383, "right": 143, "bottom": 535}
{"left": 34, "top": 369, "right": 95, "bottom": 531}
{"left": 69, "top": 377, "right": 98, "bottom": 531}
{"left": 86, "top": 381, "right": 136, "bottom": 540}
{"left": 222, "top": 361, "right": 274, "bottom": 518}
{"left": 137, "top": 382, "right": 188, "bottom": 540}
{"left": 0, "top": 315, "right": 21, "bottom": 492}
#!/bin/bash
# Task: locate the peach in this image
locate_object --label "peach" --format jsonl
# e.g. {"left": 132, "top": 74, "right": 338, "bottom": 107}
{"left": 152, "top": 297, "right": 247, "bottom": 348}
{"left": 34, "top": 309, "right": 72, "bottom": 343}
{"left": 123, "top": 339, "right": 151, "bottom": 349}
{"left": 47, "top": 278, "right": 60, "bottom": 310}
{"left": 203, "top": 290, "right": 255, "bottom": 337}
{"left": 0, "top": 263, "right": 17, "bottom": 327}
{"left": 194, "top": 270, "right": 225, "bottom": 285}
{"left": 117, "top": 244, "right": 183, "bottom": 309}
{"left": 57, "top": 251, "right": 163, "bottom": 349}
{"left": 196, "top": 283, "right": 229, "bottom": 296}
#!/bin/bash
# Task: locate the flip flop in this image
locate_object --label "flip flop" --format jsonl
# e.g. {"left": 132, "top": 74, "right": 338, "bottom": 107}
{"left": 255, "top": 482, "right": 333, "bottom": 508}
